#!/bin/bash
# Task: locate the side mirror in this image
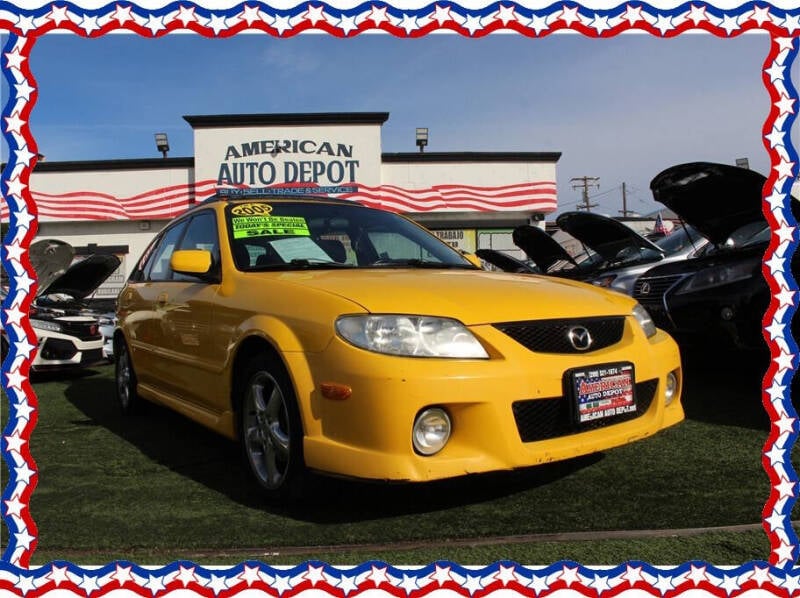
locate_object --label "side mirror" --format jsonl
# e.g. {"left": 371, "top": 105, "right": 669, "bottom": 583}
{"left": 171, "top": 249, "right": 215, "bottom": 280}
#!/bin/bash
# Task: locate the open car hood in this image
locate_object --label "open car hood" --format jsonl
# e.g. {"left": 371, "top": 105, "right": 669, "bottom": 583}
{"left": 649, "top": 162, "right": 766, "bottom": 245}
{"left": 475, "top": 249, "right": 538, "bottom": 273}
{"left": 30, "top": 239, "right": 121, "bottom": 300}
{"left": 555, "top": 211, "right": 664, "bottom": 262}
{"left": 511, "top": 225, "right": 579, "bottom": 272}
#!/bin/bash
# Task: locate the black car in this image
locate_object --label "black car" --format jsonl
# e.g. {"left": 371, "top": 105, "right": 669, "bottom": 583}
{"left": 631, "top": 161, "right": 796, "bottom": 351}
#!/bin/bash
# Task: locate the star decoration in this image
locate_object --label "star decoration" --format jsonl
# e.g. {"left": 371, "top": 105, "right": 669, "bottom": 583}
{"left": 368, "top": 6, "right": 389, "bottom": 26}
{"left": 774, "top": 347, "right": 795, "bottom": 373}
{"left": 764, "top": 441, "right": 785, "bottom": 467}
{"left": 14, "top": 399, "right": 35, "bottom": 422}
{"left": 4, "top": 112, "right": 25, "bottom": 135}
{"left": 6, "top": 496, "right": 26, "bottom": 519}
{"left": 14, "top": 80, "right": 36, "bottom": 102}
{"left": 15, "top": 145, "right": 36, "bottom": 167}
{"left": 622, "top": 565, "right": 644, "bottom": 585}
{"left": 589, "top": 574, "right": 612, "bottom": 592}
{"left": 368, "top": 566, "right": 390, "bottom": 587}
{"left": 432, "top": 565, "right": 453, "bottom": 586}
{"left": 400, "top": 13, "right": 418, "bottom": 34}
{"left": 494, "top": 565, "right": 518, "bottom": 586}
{"left": 463, "top": 574, "right": 484, "bottom": 595}
{"left": 559, "top": 566, "right": 582, "bottom": 586}
{"left": 590, "top": 13, "right": 611, "bottom": 33}
{"left": 271, "top": 15, "right": 293, "bottom": 35}
{"left": 782, "top": 13, "right": 800, "bottom": 34}
{"left": 765, "top": 509, "right": 785, "bottom": 532}
{"left": 529, "top": 14, "right": 550, "bottom": 34}
{"left": 273, "top": 574, "right": 293, "bottom": 595}
{"left": 774, "top": 409, "right": 796, "bottom": 434}
{"left": 559, "top": 5, "right": 581, "bottom": 26}
{"left": 113, "top": 565, "right": 135, "bottom": 585}
{"left": 719, "top": 14, "right": 739, "bottom": 35}
{"left": 208, "top": 574, "right": 229, "bottom": 595}
{"left": 654, "top": 14, "right": 674, "bottom": 35}
{"left": 686, "top": 4, "right": 707, "bottom": 24}
{"left": 688, "top": 565, "right": 709, "bottom": 585}
{"left": 15, "top": 462, "right": 35, "bottom": 485}
{"left": 398, "top": 573, "right": 419, "bottom": 594}
{"left": 176, "top": 566, "right": 198, "bottom": 587}
{"left": 113, "top": 4, "right": 135, "bottom": 25}
{"left": 306, "top": 4, "right": 327, "bottom": 24}
{"left": 145, "top": 574, "right": 166, "bottom": 594}
{"left": 776, "top": 285, "right": 797, "bottom": 308}
{"left": 776, "top": 93, "right": 796, "bottom": 117}
{"left": 145, "top": 14, "right": 166, "bottom": 34}
{"left": 241, "top": 4, "right": 262, "bottom": 25}
{"left": 432, "top": 4, "right": 452, "bottom": 25}
{"left": 527, "top": 573, "right": 551, "bottom": 595}
{"left": 337, "top": 14, "right": 359, "bottom": 35}
{"left": 4, "top": 431, "right": 25, "bottom": 454}
{"left": 4, "top": 306, "right": 26, "bottom": 328}
{"left": 765, "top": 125, "right": 785, "bottom": 149}
{"left": 720, "top": 574, "right": 741, "bottom": 595}
{"left": 15, "top": 529, "right": 36, "bottom": 551}
{"left": 462, "top": 14, "right": 484, "bottom": 35}
{"left": 15, "top": 15, "right": 37, "bottom": 34}
{"left": 177, "top": 5, "right": 198, "bottom": 26}
{"left": 774, "top": 157, "right": 796, "bottom": 182}
{"left": 16, "top": 576, "right": 36, "bottom": 595}
{"left": 623, "top": 5, "right": 643, "bottom": 25}
{"left": 764, "top": 62, "right": 786, "bottom": 84}
{"left": 48, "top": 5, "right": 71, "bottom": 25}
{"left": 750, "top": 5, "right": 772, "bottom": 25}
{"left": 79, "top": 574, "right": 101, "bottom": 594}
{"left": 4, "top": 48, "right": 25, "bottom": 72}
{"left": 495, "top": 5, "right": 516, "bottom": 26}
{"left": 776, "top": 476, "right": 796, "bottom": 499}
{"left": 207, "top": 14, "right": 229, "bottom": 35}
{"left": 304, "top": 565, "right": 326, "bottom": 586}
{"left": 765, "top": 378, "right": 787, "bottom": 403}
{"left": 774, "top": 538, "right": 796, "bottom": 565}
{"left": 48, "top": 565, "right": 71, "bottom": 586}
{"left": 79, "top": 14, "right": 101, "bottom": 35}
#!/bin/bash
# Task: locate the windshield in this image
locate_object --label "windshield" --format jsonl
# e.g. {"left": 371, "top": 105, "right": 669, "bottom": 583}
{"left": 225, "top": 200, "right": 476, "bottom": 271}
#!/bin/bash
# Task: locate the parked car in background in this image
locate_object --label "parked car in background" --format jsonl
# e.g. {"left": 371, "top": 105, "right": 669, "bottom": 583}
{"left": 632, "top": 161, "right": 793, "bottom": 351}
{"left": 481, "top": 212, "right": 707, "bottom": 295}
{"left": 1, "top": 239, "right": 121, "bottom": 370}
{"left": 115, "top": 189, "right": 684, "bottom": 501}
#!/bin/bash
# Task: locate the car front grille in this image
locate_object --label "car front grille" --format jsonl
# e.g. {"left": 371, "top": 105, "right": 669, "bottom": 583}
{"left": 511, "top": 378, "right": 658, "bottom": 442}
{"left": 632, "top": 274, "right": 686, "bottom": 305}
{"left": 58, "top": 320, "right": 101, "bottom": 341}
{"left": 494, "top": 317, "right": 625, "bottom": 354}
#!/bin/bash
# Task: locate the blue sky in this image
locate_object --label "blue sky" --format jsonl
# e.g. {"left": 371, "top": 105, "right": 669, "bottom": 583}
{"left": 8, "top": 31, "right": 785, "bottom": 216}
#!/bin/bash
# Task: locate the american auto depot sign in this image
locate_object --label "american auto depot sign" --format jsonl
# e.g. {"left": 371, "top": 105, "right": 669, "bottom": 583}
{"left": 217, "top": 138, "right": 361, "bottom": 186}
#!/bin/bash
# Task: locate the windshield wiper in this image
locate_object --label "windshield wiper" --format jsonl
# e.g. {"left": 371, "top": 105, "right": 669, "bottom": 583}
{"left": 253, "top": 259, "right": 355, "bottom": 271}
{"left": 370, "top": 258, "right": 475, "bottom": 269}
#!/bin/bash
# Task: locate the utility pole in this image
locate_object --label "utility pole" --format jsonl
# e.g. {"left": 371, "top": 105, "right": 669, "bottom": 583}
{"left": 619, "top": 182, "right": 631, "bottom": 217}
{"left": 571, "top": 176, "right": 599, "bottom": 212}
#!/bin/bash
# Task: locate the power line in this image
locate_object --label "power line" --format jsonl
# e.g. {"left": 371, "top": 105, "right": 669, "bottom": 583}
{"left": 570, "top": 176, "right": 599, "bottom": 212}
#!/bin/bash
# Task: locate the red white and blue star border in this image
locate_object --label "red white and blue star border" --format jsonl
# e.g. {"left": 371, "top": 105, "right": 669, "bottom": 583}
{"left": 0, "top": 1, "right": 798, "bottom": 595}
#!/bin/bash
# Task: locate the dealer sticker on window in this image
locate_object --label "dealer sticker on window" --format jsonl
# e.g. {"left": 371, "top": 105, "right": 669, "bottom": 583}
{"left": 570, "top": 363, "right": 635, "bottom": 424}
{"left": 232, "top": 215, "right": 311, "bottom": 239}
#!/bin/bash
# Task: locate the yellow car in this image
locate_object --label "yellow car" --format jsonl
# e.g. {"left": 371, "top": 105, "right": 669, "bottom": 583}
{"left": 115, "top": 190, "right": 684, "bottom": 501}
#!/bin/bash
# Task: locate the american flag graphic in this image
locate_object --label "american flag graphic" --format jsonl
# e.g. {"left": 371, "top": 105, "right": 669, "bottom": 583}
{"left": 0, "top": 180, "right": 557, "bottom": 222}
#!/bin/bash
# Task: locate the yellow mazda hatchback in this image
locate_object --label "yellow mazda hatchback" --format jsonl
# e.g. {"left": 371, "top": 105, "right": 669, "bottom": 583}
{"left": 115, "top": 190, "right": 684, "bottom": 501}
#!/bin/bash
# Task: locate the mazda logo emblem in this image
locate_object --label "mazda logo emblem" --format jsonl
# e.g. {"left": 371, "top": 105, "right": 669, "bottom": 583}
{"left": 567, "top": 326, "right": 593, "bottom": 351}
{"left": 640, "top": 282, "right": 651, "bottom": 295}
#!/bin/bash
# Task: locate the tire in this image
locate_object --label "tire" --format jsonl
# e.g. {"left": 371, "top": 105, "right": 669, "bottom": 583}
{"left": 115, "top": 340, "right": 142, "bottom": 414}
{"left": 239, "top": 352, "right": 306, "bottom": 501}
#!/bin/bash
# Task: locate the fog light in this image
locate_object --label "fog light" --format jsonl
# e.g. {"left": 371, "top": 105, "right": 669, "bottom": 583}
{"left": 412, "top": 408, "right": 451, "bottom": 456}
{"left": 665, "top": 371, "right": 678, "bottom": 405}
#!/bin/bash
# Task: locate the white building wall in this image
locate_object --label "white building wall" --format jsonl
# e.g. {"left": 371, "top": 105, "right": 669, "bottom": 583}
{"left": 382, "top": 161, "right": 556, "bottom": 188}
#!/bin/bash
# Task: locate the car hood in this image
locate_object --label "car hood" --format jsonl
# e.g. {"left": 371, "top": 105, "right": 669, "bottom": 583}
{"left": 511, "top": 225, "right": 578, "bottom": 272}
{"left": 474, "top": 249, "right": 537, "bottom": 273}
{"left": 30, "top": 239, "right": 121, "bottom": 300}
{"left": 649, "top": 162, "right": 766, "bottom": 245}
{"left": 275, "top": 269, "right": 634, "bottom": 325}
{"left": 555, "top": 211, "right": 664, "bottom": 262}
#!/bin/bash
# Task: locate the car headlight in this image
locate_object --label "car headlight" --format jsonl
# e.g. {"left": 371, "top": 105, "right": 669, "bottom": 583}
{"left": 335, "top": 315, "right": 489, "bottom": 358}
{"left": 675, "top": 258, "right": 759, "bottom": 295}
{"left": 30, "top": 319, "right": 62, "bottom": 333}
{"left": 632, "top": 304, "right": 657, "bottom": 338}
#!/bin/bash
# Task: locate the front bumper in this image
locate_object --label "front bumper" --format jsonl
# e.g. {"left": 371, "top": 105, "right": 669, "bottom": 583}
{"left": 286, "top": 319, "right": 684, "bottom": 482}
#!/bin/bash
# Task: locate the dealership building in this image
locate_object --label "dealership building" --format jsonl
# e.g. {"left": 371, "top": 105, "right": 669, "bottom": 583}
{"left": 4, "top": 112, "right": 561, "bottom": 299}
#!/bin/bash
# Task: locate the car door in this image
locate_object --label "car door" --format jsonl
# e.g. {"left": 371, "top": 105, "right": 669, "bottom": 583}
{"left": 119, "top": 220, "right": 188, "bottom": 389}
{"left": 156, "top": 210, "right": 227, "bottom": 414}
